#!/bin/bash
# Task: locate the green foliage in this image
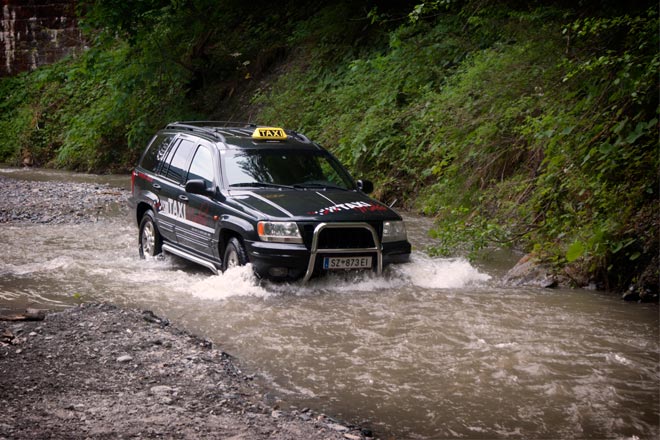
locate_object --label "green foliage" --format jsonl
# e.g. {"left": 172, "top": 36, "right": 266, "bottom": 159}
{"left": 0, "top": 40, "right": 193, "bottom": 170}
{"left": 0, "top": 75, "right": 32, "bottom": 161}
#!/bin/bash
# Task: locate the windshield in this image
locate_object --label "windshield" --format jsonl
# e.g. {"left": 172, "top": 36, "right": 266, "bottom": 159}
{"left": 223, "top": 149, "right": 355, "bottom": 190}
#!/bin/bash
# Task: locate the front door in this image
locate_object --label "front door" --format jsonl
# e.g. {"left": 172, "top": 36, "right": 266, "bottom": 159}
{"left": 178, "top": 144, "right": 217, "bottom": 257}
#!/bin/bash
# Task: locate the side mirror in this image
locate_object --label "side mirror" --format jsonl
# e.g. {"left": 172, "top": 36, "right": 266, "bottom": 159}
{"left": 357, "top": 179, "right": 373, "bottom": 194}
{"left": 185, "top": 179, "right": 213, "bottom": 196}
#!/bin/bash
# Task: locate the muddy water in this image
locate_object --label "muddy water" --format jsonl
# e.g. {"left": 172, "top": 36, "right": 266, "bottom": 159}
{"left": 1, "top": 169, "right": 658, "bottom": 439}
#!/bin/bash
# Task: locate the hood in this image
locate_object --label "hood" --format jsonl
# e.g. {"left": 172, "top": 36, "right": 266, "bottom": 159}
{"left": 227, "top": 189, "right": 399, "bottom": 221}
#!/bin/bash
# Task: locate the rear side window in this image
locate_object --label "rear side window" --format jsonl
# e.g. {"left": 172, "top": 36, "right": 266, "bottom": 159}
{"left": 139, "top": 134, "right": 174, "bottom": 172}
{"left": 162, "top": 139, "right": 196, "bottom": 184}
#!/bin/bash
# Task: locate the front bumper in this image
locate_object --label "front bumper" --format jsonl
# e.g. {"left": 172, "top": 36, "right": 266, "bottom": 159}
{"left": 245, "top": 222, "right": 411, "bottom": 281}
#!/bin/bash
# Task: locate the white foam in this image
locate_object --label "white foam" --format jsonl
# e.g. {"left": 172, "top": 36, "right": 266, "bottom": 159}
{"left": 280, "top": 253, "right": 491, "bottom": 293}
{"left": 605, "top": 352, "right": 632, "bottom": 366}
{"left": 394, "top": 253, "right": 492, "bottom": 289}
{"left": 189, "top": 264, "right": 271, "bottom": 300}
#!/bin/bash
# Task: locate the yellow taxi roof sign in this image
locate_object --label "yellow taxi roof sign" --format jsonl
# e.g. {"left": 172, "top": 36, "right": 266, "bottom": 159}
{"left": 252, "top": 127, "right": 287, "bottom": 140}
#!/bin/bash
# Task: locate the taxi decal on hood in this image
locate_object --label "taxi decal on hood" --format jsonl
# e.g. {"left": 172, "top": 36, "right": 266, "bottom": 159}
{"left": 309, "top": 200, "right": 388, "bottom": 216}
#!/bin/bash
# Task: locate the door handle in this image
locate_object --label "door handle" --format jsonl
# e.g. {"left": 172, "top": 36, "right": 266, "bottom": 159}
{"left": 178, "top": 195, "right": 189, "bottom": 202}
{"left": 152, "top": 183, "right": 161, "bottom": 190}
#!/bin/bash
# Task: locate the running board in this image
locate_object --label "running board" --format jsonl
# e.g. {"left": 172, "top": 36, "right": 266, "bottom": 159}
{"left": 162, "top": 243, "right": 220, "bottom": 275}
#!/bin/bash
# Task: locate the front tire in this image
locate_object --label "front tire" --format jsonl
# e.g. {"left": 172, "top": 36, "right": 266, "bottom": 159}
{"left": 222, "top": 237, "right": 248, "bottom": 271}
{"left": 139, "top": 210, "right": 162, "bottom": 258}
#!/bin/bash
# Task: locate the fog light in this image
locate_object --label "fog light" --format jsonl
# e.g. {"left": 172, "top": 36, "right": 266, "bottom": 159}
{"left": 268, "top": 267, "right": 289, "bottom": 277}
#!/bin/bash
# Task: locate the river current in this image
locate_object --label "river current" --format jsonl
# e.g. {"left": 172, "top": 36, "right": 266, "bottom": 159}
{"left": 1, "top": 169, "right": 658, "bottom": 439}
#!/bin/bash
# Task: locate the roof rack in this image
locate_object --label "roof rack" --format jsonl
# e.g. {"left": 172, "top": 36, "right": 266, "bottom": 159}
{"left": 165, "top": 122, "right": 227, "bottom": 142}
{"left": 288, "top": 130, "right": 312, "bottom": 143}
{"left": 166, "top": 121, "right": 265, "bottom": 143}
{"left": 172, "top": 121, "right": 258, "bottom": 129}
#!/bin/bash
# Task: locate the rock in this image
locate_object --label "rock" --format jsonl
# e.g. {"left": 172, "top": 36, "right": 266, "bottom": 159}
{"left": 327, "top": 423, "right": 349, "bottom": 432}
{"left": 142, "top": 310, "right": 164, "bottom": 325}
{"left": 0, "top": 309, "right": 46, "bottom": 322}
{"left": 150, "top": 385, "right": 175, "bottom": 395}
{"left": 360, "top": 427, "right": 373, "bottom": 437}
{"left": 503, "top": 254, "right": 558, "bottom": 288}
{"left": 622, "top": 290, "right": 640, "bottom": 301}
{"left": 623, "top": 286, "right": 659, "bottom": 303}
{"left": 1, "top": 328, "right": 15, "bottom": 344}
{"left": 116, "top": 355, "right": 133, "bottom": 363}
{"left": 150, "top": 386, "right": 176, "bottom": 404}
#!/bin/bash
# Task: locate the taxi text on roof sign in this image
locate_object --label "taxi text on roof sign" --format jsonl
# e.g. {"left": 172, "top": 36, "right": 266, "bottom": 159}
{"left": 252, "top": 127, "right": 287, "bottom": 140}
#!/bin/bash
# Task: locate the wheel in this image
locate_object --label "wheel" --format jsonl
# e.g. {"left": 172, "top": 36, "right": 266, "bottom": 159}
{"left": 222, "top": 237, "right": 248, "bottom": 271}
{"left": 138, "top": 210, "right": 162, "bottom": 258}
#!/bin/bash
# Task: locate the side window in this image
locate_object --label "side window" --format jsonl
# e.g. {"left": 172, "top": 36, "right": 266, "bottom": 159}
{"left": 163, "top": 139, "right": 196, "bottom": 184}
{"left": 187, "top": 146, "right": 214, "bottom": 187}
{"left": 139, "top": 134, "right": 174, "bottom": 172}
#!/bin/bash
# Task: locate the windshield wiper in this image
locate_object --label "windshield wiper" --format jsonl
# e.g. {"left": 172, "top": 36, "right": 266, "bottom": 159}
{"left": 228, "top": 182, "right": 297, "bottom": 189}
{"left": 293, "top": 183, "right": 349, "bottom": 191}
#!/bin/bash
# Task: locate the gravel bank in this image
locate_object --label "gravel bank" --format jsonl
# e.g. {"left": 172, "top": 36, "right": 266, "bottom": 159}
{"left": 0, "top": 174, "right": 129, "bottom": 224}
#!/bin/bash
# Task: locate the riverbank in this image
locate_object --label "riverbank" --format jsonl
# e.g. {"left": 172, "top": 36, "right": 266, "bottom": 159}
{"left": 0, "top": 173, "right": 368, "bottom": 439}
{"left": 0, "top": 304, "right": 366, "bottom": 439}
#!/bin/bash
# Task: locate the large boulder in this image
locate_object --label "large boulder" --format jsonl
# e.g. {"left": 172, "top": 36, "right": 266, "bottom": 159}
{"left": 502, "top": 254, "right": 559, "bottom": 288}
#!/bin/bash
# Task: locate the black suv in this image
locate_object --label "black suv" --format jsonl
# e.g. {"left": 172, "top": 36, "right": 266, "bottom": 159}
{"left": 129, "top": 122, "right": 411, "bottom": 281}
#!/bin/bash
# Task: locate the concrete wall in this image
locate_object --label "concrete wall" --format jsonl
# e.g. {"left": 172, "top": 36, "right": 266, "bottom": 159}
{"left": 0, "top": 0, "right": 83, "bottom": 76}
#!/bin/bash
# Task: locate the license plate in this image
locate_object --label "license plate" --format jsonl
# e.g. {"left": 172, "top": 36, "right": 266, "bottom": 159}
{"left": 323, "top": 256, "right": 372, "bottom": 270}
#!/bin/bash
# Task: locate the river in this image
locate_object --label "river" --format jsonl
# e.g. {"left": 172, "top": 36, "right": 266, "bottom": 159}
{"left": 1, "top": 168, "right": 658, "bottom": 439}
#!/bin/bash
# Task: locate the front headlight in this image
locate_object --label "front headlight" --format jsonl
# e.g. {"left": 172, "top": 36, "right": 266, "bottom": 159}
{"left": 382, "top": 220, "right": 407, "bottom": 243}
{"left": 257, "top": 221, "right": 303, "bottom": 243}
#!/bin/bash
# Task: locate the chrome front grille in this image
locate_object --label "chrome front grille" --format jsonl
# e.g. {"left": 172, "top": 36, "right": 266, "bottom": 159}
{"left": 301, "top": 222, "right": 381, "bottom": 249}
{"left": 302, "top": 222, "right": 382, "bottom": 282}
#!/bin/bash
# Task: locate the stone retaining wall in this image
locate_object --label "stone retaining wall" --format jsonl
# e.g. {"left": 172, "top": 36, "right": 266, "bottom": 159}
{"left": 0, "top": 0, "right": 83, "bottom": 76}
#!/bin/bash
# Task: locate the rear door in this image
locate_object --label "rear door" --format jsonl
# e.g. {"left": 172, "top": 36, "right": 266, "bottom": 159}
{"left": 157, "top": 137, "right": 197, "bottom": 245}
{"left": 133, "top": 133, "right": 174, "bottom": 241}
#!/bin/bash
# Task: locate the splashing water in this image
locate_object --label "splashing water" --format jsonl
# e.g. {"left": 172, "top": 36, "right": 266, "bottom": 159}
{"left": 190, "top": 264, "right": 271, "bottom": 300}
{"left": 181, "top": 253, "right": 491, "bottom": 301}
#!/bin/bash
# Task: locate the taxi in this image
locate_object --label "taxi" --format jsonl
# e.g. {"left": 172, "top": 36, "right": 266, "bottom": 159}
{"left": 129, "top": 122, "right": 411, "bottom": 281}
